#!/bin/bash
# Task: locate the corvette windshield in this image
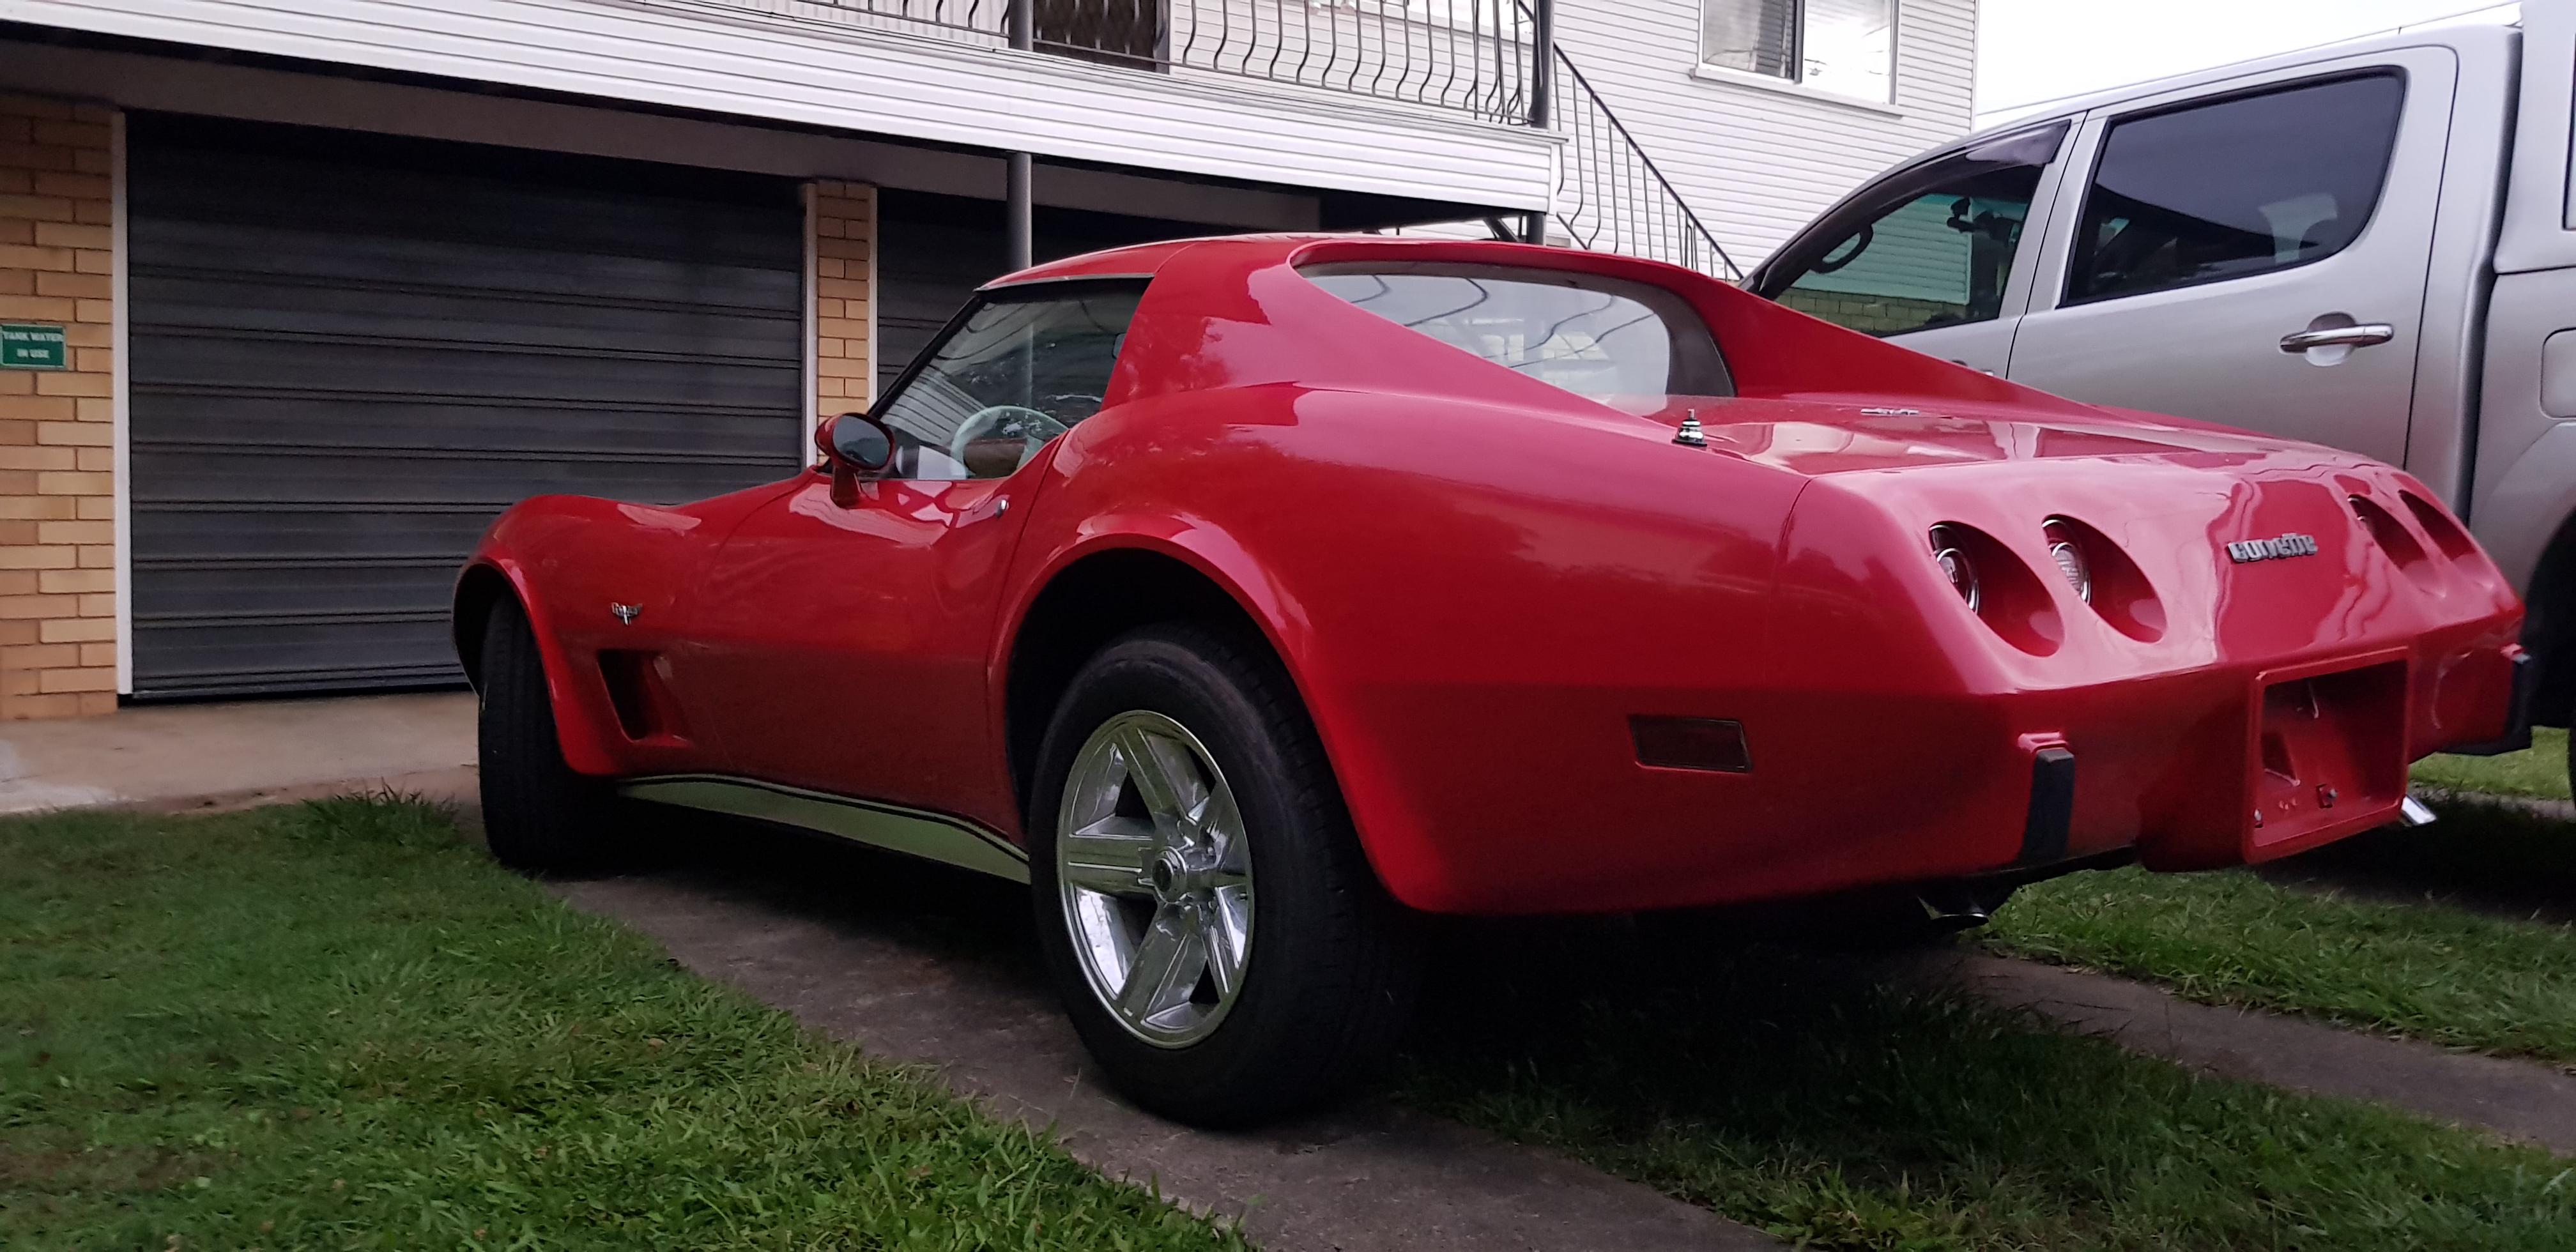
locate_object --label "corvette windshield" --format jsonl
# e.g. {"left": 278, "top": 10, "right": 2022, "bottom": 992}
{"left": 1303, "top": 263, "right": 1732, "bottom": 400}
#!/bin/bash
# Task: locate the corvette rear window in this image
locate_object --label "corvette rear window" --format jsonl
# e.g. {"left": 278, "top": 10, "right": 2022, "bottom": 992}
{"left": 1302, "top": 262, "right": 1733, "bottom": 399}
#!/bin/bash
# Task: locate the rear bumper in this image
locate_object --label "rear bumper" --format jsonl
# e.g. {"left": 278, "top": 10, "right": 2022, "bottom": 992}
{"left": 1356, "top": 630, "right": 2525, "bottom": 915}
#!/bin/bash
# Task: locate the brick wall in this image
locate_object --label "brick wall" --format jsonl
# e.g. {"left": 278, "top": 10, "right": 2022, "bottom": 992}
{"left": 812, "top": 181, "right": 875, "bottom": 422}
{"left": 1775, "top": 289, "right": 1964, "bottom": 339}
{"left": 0, "top": 94, "right": 114, "bottom": 719}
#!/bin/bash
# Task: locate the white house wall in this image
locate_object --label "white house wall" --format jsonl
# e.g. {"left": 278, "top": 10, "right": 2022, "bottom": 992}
{"left": 0, "top": 0, "right": 1559, "bottom": 210}
{"left": 1549, "top": 0, "right": 1978, "bottom": 271}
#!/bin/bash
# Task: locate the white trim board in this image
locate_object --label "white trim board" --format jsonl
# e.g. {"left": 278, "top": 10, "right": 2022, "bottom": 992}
{"left": 108, "top": 108, "right": 132, "bottom": 697}
{"left": 0, "top": 40, "right": 1329, "bottom": 230}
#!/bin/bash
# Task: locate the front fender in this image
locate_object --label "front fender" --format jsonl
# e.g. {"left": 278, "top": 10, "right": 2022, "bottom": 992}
{"left": 456, "top": 510, "right": 634, "bottom": 778}
{"left": 457, "top": 481, "right": 799, "bottom": 779}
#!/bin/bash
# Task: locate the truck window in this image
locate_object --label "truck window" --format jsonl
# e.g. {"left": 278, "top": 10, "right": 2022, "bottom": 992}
{"left": 1758, "top": 123, "right": 2064, "bottom": 338}
{"left": 2067, "top": 72, "right": 2405, "bottom": 305}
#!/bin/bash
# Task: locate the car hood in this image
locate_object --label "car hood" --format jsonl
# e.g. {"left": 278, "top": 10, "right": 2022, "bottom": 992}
{"left": 1617, "top": 394, "right": 2304, "bottom": 477}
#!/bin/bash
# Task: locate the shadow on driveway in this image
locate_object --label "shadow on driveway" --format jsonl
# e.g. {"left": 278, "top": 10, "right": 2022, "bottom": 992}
{"left": 561, "top": 811, "right": 1776, "bottom": 1252}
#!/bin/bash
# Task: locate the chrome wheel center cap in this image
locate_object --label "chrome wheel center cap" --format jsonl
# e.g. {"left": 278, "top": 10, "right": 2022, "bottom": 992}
{"left": 1149, "top": 850, "right": 1184, "bottom": 899}
{"left": 1149, "top": 846, "right": 1214, "bottom": 903}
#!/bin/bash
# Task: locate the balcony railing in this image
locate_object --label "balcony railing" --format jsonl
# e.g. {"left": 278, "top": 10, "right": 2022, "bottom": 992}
{"left": 703, "top": 0, "right": 1733, "bottom": 277}
{"left": 756, "top": 0, "right": 1538, "bottom": 123}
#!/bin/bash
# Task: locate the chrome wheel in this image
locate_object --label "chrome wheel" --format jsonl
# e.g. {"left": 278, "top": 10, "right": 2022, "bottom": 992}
{"left": 1055, "top": 710, "right": 1253, "bottom": 1048}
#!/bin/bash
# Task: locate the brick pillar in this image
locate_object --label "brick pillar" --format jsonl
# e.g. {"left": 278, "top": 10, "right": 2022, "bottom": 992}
{"left": 812, "top": 181, "right": 875, "bottom": 422}
{"left": 0, "top": 94, "right": 114, "bottom": 719}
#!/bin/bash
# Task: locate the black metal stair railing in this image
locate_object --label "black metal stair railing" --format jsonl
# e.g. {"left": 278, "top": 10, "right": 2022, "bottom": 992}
{"left": 1531, "top": 18, "right": 1740, "bottom": 279}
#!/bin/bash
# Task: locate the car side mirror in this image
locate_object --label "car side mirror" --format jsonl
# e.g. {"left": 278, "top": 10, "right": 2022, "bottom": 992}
{"left": 815, "top": 413, "right": 895, "bottom": 507}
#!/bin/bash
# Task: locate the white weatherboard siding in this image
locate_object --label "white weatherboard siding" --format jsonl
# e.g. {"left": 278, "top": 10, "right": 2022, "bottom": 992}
{"left": 1551, "top": 0, "right": 1977, "bottom": 271}
{"left": 0, "top": 0, "right": 1557, "bottom": 211}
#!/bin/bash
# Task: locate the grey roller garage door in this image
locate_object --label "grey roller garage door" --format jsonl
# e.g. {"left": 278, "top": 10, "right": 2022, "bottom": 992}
{"left": 876, "top": 190, "right": 1230, "bottom": 397}
{"left": 128, "top": 116, "right": 803, "bottom": 699}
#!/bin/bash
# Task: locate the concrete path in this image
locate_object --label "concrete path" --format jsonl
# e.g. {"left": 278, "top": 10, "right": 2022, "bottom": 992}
{"left": 1918, "top": 952, "right": 2576, "bottom": 1156}
{"left": 0, "top": 691, "right": 475, "bottom": 814}
{"left": 558, "top": 828, "right": 1773, "bottom": 1252}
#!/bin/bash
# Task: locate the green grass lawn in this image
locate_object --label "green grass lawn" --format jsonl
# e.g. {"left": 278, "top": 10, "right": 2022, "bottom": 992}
{"left": 19, "top": 794, "right": 2576, "bottom": 1252}
{"left": 2412, "top": 728, "right": 2570, "bottom": 800}
{"left": 0, "top": 795, "right": 1240, "bottom": 1251}
{"left": 1984, "top": 796, "right": 2576, "bottom": 1068}
{"left": 1401, "top": 921, "right": 2576, "bottom": 1251}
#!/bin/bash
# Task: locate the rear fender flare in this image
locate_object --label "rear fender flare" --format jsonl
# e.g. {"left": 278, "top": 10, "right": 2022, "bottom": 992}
{"left": 993, "top": 516, "right": 1319, "bottom": 739}
{"left": 994, "top": 517, "right": 1437, "bottom": 905}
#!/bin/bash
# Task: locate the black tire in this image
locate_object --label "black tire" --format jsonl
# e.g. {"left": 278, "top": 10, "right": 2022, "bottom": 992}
{"left": 477, "top": 597, "right": 618, "bottom": 874}
{"left": 1027, "top": 623, "right": 1422, "bottom": 1126}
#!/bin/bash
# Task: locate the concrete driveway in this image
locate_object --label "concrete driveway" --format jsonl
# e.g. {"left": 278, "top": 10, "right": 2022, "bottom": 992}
{"left": 0, "top": 691, "right": 475, "bottom": 814}
{"left": 561, "top": 826, "right": 1774, "bottom": 1251}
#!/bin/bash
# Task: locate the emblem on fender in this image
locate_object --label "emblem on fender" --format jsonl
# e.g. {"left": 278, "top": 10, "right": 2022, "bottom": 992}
{"left": 611, "top": 603, "right": 641, "bottom": 625}
{"left": 2226, "top": 533, "right": 2319, "bottom": 563}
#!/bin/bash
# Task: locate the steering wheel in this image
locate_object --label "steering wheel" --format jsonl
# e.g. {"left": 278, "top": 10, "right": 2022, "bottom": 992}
{"left": 947, "top": 404, "right": 1070, "bottom": 477}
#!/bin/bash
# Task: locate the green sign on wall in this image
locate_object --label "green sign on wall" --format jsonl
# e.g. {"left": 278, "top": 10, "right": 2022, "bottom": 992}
{"left": 1, "top": 323, "right": 68, "bottom": 370}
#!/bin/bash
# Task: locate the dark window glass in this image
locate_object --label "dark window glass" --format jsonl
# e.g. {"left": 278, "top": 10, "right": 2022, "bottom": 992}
{"left": 875, "top": 280, "right": 1147, "bottom": 480}
{"left": 1758, "top": 125, "right": 2062, "bottom": 337}
{"left": 1303, "top": 263, "right": 1733, "bottom": 399}
{"left": 2067, "top": 73, "right": 2405, "bottom": 304}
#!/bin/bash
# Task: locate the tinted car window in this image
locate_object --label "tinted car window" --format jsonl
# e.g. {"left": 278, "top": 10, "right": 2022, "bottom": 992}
{"left": 2067, "top": 73, "right": 2404, "bottom": 304}
{"left": 875, "top": 279, "right": 1147, "bottom": 480}
{"left": 1303, "top": 263, "right": 1732, "bottom": 399}
{"left": 1759, "top": 124, "right": 2062, "bottom": 337}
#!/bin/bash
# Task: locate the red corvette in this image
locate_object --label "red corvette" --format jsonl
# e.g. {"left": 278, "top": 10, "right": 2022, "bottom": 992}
{"left": 456, "top": 235, "right": 2527, "bottom": 1124}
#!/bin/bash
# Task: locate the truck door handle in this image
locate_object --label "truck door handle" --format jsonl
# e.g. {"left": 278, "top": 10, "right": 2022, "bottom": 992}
{"left": 2280, "top": 324, "right": 2395, "bottom": 353}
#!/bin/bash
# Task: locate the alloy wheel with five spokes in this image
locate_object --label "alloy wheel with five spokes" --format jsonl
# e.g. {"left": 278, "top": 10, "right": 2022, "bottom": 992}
{"left": 1055, "top": 710, "right": 1254, "bottom": 1047}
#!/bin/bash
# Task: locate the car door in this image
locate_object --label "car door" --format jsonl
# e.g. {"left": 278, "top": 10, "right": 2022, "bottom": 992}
{"left": 1751, "top": 121, "right": 2071, "bottom": 374}
{"left": 2004, "top": 51, "right": 2454, "bottom": 468}
{"left": 678, "top": 278, "right": 1151, "bottom": 830}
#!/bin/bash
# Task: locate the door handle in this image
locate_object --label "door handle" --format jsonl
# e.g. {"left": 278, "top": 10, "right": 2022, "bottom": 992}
{"left": 2280, "top": 324, "right": 2395, "bottom": 353}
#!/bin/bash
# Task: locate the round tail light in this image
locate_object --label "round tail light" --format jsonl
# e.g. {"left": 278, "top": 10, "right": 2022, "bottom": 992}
{"left": 2043, "top": 518, "right": 2092, "bottom": 604}
{"left": 1929, "top": 524, "right": 1980, "bottom": 613}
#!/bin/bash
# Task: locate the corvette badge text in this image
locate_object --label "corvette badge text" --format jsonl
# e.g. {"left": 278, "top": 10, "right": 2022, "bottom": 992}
{"left": 2227, "top": 533, "right": 2320, "bottom": 563}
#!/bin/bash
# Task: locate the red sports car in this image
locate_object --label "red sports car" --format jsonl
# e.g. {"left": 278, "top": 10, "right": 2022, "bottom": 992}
{"left": 456, "top": 235, "right": 2527, "bottom": 1125}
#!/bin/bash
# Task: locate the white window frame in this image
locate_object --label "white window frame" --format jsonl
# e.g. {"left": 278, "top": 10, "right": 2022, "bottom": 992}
{"left": 1696, "top": 0, "right": 1899, "bottom": 106}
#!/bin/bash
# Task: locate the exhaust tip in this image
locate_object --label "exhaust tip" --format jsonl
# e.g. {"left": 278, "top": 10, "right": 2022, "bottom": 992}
{"left": 1915, "top": 882, "right": 2006, "bottom": 931}
{"left": 2400, "top": 794, "right": 2437, "bottom": 827}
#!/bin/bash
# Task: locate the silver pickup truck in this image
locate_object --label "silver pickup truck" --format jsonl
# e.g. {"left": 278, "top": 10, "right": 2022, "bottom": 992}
{"left": 1749, "top": 3, "right": 2576, "bottom": 779}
